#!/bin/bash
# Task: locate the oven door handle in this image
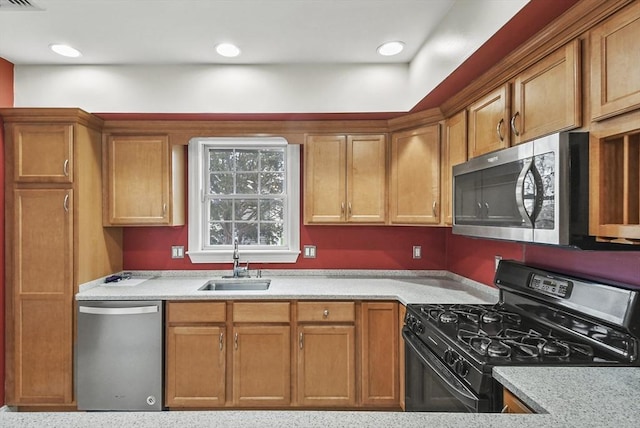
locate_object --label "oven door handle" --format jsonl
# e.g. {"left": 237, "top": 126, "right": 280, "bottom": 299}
{"left": 403, "top": 329, "right": 480, "bottom": 412}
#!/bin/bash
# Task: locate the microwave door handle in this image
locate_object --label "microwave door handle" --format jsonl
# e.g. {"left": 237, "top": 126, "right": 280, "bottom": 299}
{"left": 515, "top": 159, "right": 534, "bottom": 227}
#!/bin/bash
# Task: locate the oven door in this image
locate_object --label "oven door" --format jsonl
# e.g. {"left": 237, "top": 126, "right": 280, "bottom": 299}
{"left": 403, "top": 328, "right": 488, "bottom": 413}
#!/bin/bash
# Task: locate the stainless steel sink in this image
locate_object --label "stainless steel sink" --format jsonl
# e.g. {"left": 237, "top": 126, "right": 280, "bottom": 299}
{"left": 198, "top": 278, "right": 271, "bottom": 291}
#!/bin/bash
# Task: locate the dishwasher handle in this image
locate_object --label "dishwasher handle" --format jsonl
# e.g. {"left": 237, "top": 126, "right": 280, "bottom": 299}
{"left": 79, "top": 305, "right": 159, "bottom": 315}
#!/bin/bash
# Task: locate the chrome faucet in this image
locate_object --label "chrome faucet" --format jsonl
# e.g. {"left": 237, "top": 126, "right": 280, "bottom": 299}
{"left": 232, "top": 237, "right": 249, "bottom": 278}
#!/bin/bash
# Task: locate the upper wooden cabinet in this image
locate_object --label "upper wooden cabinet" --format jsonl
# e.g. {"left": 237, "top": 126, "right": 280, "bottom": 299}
{"left": 591, "top": 1, "right": 640, "bottom": 121}
{"left": 467, "top": 40, "right": 581, "bottom": 155}
{"left": 467, "top": 84, "right": 510, "bottom": 158}
{"left": 442, "top": 111, "right": 467, "bottom": 225}
{"left": 589, "top": 126, "right": 640, "bottom": 244}
{"left": 103, "top": 134, "right": 185, "bottom": 226}
{"left": 12, "top": 123, "right": 74, "bottom": 183}
{"left": 389, "top": 125, "right": 440, "bottom": 224}
{"left": 512, "top": 39, "right": 581, "bottom": 145}
{"left": 304, "top": 134, "right": 387, "bottom": 224}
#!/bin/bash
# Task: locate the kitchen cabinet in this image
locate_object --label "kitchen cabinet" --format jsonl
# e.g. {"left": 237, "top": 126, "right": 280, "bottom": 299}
{"left": 232, "top": 302, "right": 291, "bottom": 407}
{"left": 589, "top": 127, "right": 640, "bottom": 244}
{"left": 398, "top": 304, "right": 406, "bottom": 410}
{"left": 360, "top": 302, "right": 399, "bottom": 408}
{"left": 304, "top": 134, "right": 387, "bottom": 224}
{"left": 1, "top": 108, "right": 123, "bottom": 408}
{"left": 468, "top": 39, "right": 581, "bottom": 155}
{"left": 511, "top": 39, "right": 581, "bottom": 145}
{"left": 502, "top": 389, "right": 533, "bottom": 413}
{"left": 103, "top": 134, "right": 185, "bottom": 226}
{"left": 165, "top": 302, "right": 227, "bottom": 407}
{"left": 389, "top": 124, "right": 440, "bottom": 224}
{"left": 442, "top": 111, "right": 467, "bottom": 225}
{"left": 590, "top": 1, "right": 640, "bottom": 121}
{"left": 467, "top": 84, "right": 510, "bottom": 158}
{"left": 296, "top": 301, "right": 356, "bottom": 407}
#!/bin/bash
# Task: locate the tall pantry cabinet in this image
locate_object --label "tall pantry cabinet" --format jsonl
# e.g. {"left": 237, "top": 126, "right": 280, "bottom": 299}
{"left": 2, "top": 108, "right": 123, "bottom": 407}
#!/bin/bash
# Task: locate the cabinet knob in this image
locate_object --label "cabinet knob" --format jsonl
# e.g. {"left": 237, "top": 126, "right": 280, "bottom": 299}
{"left": 323, "top": 309, "right": 330, "bottom": 318}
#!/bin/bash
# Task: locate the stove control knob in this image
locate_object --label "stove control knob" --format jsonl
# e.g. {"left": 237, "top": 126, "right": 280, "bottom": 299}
{"left": 444, "top": 349, "right": 457, "bottom": 366}
{"left": 414, "top": 320, "right": 425, "bottom": 334}
{"left": 454, "top": 358, "right": 469, "bottom": 377}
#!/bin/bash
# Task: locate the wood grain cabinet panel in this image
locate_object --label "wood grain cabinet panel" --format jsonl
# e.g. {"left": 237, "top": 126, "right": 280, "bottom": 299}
{"left": 304, "top": 134, "right": 386, "bottom": 224}
{"left": 591, "top": 1, "right": 640, "bottom": 121}
{"left": 442, "top": 111, "right": 467, "bottom": 225}
{"left": 467, "top": 84, "right": 510, "bottom": 158}
{"left": 502, "top": 389, "right": 534, "bottom": 414}
{"left": 104, "top": 134, "right": 184, "bottom": 226}
{"left": 12, "top": 124, "right": 74, "bottom": 183}
{"left": 360, "top": 302, "right": 399, "bottom": 408}
{"left": 512, "top": 39, "right": 581, "bottom": 145}
{"left": 389, "top": 125, "right": 440, "bottom": 224}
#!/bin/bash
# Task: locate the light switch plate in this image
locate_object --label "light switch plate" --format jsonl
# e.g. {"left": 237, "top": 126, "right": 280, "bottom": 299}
{"left": 171, "top": 245, "right": 185, "bottom": 259}
{"left": 304, "top": 245, "right": 317, "bottom": 258}
{"left": 413, "top": 246, "right": 422, "bottom": 259}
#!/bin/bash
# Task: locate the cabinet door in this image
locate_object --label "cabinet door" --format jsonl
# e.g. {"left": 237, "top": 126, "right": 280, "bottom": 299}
{"left": 468, "top": 84, "right": 510, "bottom": 158}
{"left": 502, "top": 389, "right": 533, "bottom": 413}
{"left": 232, "top": 325, "right": 291, "bottom": 407}
{"left": 297, "top": 325, "right": 356, "bottom": 407}
{"left": 304, "top": 135, "right": 347, "bottom": 223}
{"left": 591, "top": 1, "right": 640, "bottom": 121}
{"left": 11, "top": 189, "right": 73, "bottom": 404}
{"left": 442, "top": 111, "right": 467, "bottom": 225}
{"left": 105, "top": 135, "right": 182, "bottom": 226}
{"left": 360, "top": 302, "right": 399, "bottom": 407}
{"left": 347, "top": 134, "right": 387, "bottom": 223}
{"left": 398, "top": 304, "right": 407, "bottom": 411}
{"left": 389, "top": 125, "right": 440, "bottom": 224}
{"left": 166, "top": 326, "right": 226, "bottom": 407}
{"left": 512, "top": 40, "right": 581, "bottom": 144}
{"left": 13, "top": 124, "right": 73, "bottom": 183}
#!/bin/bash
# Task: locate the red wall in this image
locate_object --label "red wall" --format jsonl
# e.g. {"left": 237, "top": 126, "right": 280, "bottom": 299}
{"left": 0, "top": 56, "right": 15, "bottom": 406}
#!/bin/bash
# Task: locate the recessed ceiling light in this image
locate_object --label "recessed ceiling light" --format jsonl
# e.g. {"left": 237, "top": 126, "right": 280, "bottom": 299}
{"left": 377, "top": 41, "right": 405, "bottom": 57}
{"left": 50, "top": 43, "right": 82, "bottom": 58}
{"left": 215, "top": 43, "right": 241, "bottom": 58}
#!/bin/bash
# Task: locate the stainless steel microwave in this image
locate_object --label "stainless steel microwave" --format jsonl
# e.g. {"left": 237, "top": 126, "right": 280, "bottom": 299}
{"left": 452, "top": 132, "right": 603, "bottom": 249}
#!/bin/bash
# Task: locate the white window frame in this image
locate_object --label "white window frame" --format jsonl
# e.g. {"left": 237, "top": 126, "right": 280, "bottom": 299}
{"left": 187, "top": 137, "right": 300, "bottom": 263}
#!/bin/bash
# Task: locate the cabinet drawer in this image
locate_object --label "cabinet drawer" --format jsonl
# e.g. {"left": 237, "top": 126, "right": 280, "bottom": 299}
{"left": 233, "top": 302, "right": 290, "bottom": 323}
{"left": 168, "top": 302, "right": 226, "bottom": 323}
{"left": 297, "top": 302, "right": 355, "bottom": 322}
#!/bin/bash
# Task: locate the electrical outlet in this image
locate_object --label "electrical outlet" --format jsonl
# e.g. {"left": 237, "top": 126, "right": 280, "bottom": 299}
{"left": 495, "top": 255, "right": 502, "bottom": 271}
{"left": 171, "top": 245, "right": 185, "bottom": 259}
{"left": 304, "top": 245, "right": 317, "bottom": 258}
{"left": 413, "top": 246, "right": 422, "bottom": 259}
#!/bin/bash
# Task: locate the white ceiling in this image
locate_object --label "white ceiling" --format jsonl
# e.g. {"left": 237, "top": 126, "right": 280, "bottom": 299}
{"left": 0, "top": 0, "right": 523, "bottom": 66}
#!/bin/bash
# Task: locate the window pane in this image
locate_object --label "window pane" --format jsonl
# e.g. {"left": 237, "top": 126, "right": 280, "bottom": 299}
{"left": 236, "top": 223, "right": 258, "bottom": 244}
{"left": 260, "top": 150, "right": 285, "bottom": 172}
{"left": 260, "top": 172, "right": 284, "bottom": 194}
{"left": 237, "top": 173, "right": 259, "bottom": 194}
{"left": 260, "top": 199, "right": 284, "bottom": 221}
{"left": 209, "top": 149, "right": 235, "bottom": 172}
{"left": 209, "top": 199, "right": 232, "bottom": 221}
{"left": 260, "top": 222, "right": 284, "bottom": 245}
{"left": 235, "top": 199, "right": 258, "bottom": 221}
{"left": 209, "top": 173, "right": 234, "bottom": 194}
{"left": 209, "top": 222, "right": 233, "bottom": 245}
{"left": 237, "top": 150, "right": 259, "bottom": 172}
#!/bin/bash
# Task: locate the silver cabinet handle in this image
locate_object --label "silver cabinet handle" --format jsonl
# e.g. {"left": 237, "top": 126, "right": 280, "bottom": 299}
{"left": 432, "top": 201, "right": 437, "bottom": 216}
{"left": 341, "top": 202, "right": 345, "bottom": 215}
{"left": 348, "top": 202, "right": 352, "bottom": 217}
{"left": 162, "top": 203, "right": 167, "bottom": 216}
{"left": 496, "top": 118, "right": 505, "bottom": 142}
{"left": 501, "top": 404, "right": 509, "bottom": 413}
{"left": 63, "top": 159, "right": 69, "bottom": 177}
{"left": 299, "top": 332, "right": 304, "bottom": 349}
{"left": 63, "top": 194, "right": 70, "bottom": 213}
{"left": 323, "top": 309, "right": 330, "bottom": 318}
{"left": 219, "top": 332, "right": 224, "bottom": 351}
{"left": 79, "top": 305, "right": 159, "bottom": 315}
{"left": 510, "top": 112, "right": 520, "bottom": 136}
{"left": 234, "top": 332, "right": 238, "bottom": 350}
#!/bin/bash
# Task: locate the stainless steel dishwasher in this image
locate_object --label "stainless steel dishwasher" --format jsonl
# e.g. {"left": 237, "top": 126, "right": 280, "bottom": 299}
{"left": 77, "top": 300, "right": 163, "bottom": 411}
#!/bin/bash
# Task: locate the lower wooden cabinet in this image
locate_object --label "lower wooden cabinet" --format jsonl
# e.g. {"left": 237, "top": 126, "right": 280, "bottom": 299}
{"left": 502, "top": 388, "right": 533, "bottom": 414}
{"left": 165, "top": 300, "right": 399, "bottom": 409}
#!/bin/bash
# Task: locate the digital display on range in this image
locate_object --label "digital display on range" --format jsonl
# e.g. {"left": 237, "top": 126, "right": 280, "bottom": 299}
{"left": 529, "top": 274, "right": 572, "bottom": 298}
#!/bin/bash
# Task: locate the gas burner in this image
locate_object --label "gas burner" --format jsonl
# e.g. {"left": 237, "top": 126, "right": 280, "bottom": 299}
{"left": 440, "top": 312, "right": 459, "bottom": 324}
{"left": 481, "top": 311, "right": 502, "bottom": 324}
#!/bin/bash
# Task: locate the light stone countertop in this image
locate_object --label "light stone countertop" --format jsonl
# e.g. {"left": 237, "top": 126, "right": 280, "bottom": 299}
{"left": 75, "top": 269, "right": 499, "bottom": 305}
{"left": 4, "top": 270, "right": 626, "bottom": 426}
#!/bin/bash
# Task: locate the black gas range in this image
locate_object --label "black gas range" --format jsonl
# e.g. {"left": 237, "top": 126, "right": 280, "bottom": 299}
{"left": 403, "top": 260, "right": 640, "bottom": 413}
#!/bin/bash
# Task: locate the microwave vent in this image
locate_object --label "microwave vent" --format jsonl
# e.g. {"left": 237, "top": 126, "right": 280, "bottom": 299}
{"left": 0, "top": 0, "right": 42, "bottom": 10}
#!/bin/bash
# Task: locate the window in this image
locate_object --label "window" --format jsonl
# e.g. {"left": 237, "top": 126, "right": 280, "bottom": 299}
{"left": 188, "top": 137, "right": 300, "bottom": 263}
